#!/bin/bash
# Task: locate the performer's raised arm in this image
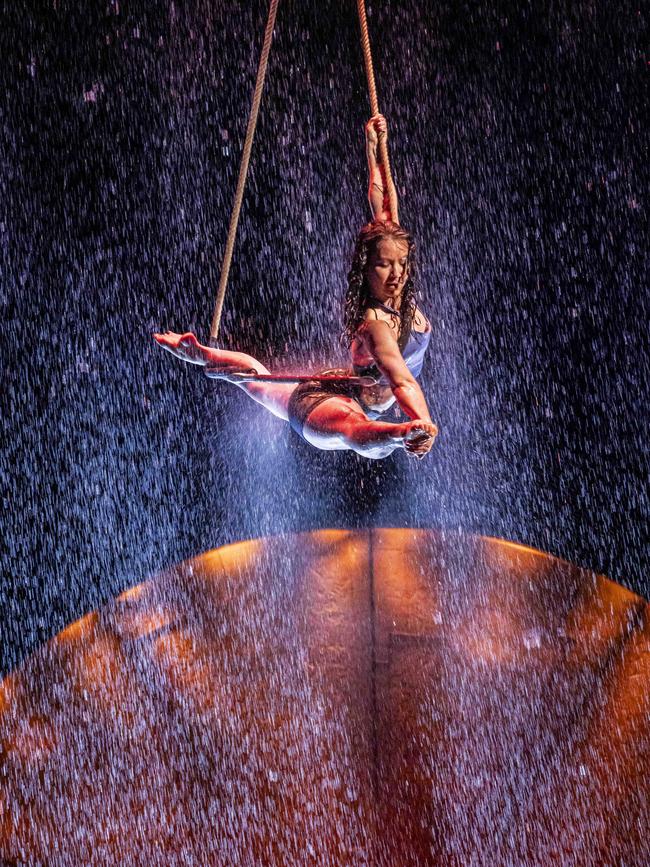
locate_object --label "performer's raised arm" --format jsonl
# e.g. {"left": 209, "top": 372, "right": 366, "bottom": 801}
{"left": 365, "top": 114, "right": 393, "bottom": 222}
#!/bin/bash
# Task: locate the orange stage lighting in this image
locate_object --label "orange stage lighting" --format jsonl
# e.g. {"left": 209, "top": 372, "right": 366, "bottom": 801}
{"left": 1, "top": 529, "right": 648, "bottom": 865}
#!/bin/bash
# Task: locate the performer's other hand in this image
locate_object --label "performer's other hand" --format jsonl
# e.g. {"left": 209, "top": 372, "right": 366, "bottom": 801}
{"left": 365, "top": 113, "right": 387, "bottom": 146}
{"left": 404, "top": 420, "right": 438, "bottom": 459}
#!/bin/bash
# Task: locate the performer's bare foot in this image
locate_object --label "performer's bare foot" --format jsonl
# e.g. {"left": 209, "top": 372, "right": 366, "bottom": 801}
{"left": 154, "top": 331, "right": 261, "bottom": 380}
{"left": 153, "top": 331, "right": 208, "bottom": 365}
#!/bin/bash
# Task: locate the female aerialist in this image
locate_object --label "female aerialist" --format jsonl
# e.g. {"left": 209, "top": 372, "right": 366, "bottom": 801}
{"left": 155, "top": 116, "right": 438, "bottom": 460}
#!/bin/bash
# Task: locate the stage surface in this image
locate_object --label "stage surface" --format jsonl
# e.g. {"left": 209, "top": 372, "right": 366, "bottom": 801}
{"left": 1, "top": 529, "right": 649, "bottom": 865}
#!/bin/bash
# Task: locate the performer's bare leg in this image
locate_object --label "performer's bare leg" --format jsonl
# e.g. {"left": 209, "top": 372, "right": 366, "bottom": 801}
{"left": 301, "top": 397, "right": 437, "bottom": 459}
{"left": 154, "top": 331, "right": 294, "bottom": 420}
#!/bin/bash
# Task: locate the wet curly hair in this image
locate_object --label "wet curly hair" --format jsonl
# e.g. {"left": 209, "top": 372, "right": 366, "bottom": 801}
{"left": 343, "top": 220, "right": 417, "bottom": 350}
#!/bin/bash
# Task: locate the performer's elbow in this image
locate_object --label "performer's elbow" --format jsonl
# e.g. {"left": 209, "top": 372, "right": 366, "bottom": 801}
{"left": 391, "top": 374, "right": 418, "bottom": 393}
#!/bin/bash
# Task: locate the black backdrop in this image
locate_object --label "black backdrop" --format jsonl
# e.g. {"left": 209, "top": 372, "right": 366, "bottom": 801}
{"left": 2, "top": 0, "right": 648, "bottom": 674}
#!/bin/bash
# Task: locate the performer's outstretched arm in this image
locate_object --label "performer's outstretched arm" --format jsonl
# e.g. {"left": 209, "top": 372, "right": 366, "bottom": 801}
{"left": 359, "top": 319, "right": 434, "bottom": 426}
{"left": 366, "top": 114, "right": 393, "bottom": 222}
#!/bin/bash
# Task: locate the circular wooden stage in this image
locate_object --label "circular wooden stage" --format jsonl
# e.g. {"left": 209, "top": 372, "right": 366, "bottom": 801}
{"left": 1, "top": 529, "right": 649, "bottom": 865}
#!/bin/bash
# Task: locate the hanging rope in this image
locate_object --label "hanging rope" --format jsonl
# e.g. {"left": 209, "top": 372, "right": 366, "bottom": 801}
{"left": 209, "top": 0, "right": 280, "bottom": 344}
{"left": 356, "top": 0, "right": 399, "bottom": 224}
{"left": 209, "top": 0, "right": 397, "bottom": 343}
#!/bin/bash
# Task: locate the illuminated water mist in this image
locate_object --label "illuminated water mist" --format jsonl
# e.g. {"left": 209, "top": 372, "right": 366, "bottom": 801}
{"left": 1, "top": 2, "right": 648, "bottom": 861}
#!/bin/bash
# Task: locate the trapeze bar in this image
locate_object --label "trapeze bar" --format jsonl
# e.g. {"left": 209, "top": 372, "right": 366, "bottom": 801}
{"left": 225, "top": 371, "right": 380, "bottom": 386}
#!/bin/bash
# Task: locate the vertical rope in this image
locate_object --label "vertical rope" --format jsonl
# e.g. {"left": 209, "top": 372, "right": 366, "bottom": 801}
{"left": 209, "top": 0, "right": 280, "bottom": 344}
{"left": 356, "top": 0, "right": 399, "bottom": 225}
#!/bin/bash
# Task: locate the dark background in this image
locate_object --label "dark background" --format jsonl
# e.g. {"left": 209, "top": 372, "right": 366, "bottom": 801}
{"left": 1, "top": 0, "right": 648, "bottom": 675}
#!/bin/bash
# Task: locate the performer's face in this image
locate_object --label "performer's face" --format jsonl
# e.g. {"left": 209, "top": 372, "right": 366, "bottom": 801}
{"left": 366, "top": 238, "right": 409, "bottom": 304}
